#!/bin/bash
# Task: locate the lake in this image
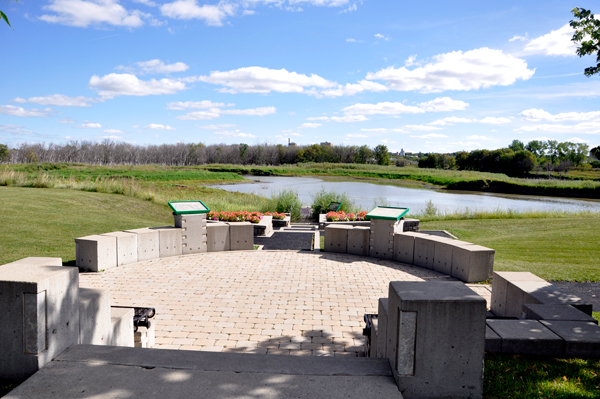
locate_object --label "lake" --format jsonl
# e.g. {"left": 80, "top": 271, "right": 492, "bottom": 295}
{"left": 209, "top": 176, "right": 600, "bottom": 214}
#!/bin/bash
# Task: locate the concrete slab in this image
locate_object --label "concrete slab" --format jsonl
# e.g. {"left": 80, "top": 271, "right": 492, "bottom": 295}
{"left": 110, "top": 307, "right": 134, "bottom": 347}
{"left": 0, "top": 264, "right": 79, "bottom": 380}
{"left": 451, "top": 244, "right": 495, "bottom": 283}
{"left": 174, "top": 213, "right": 208, "bottom": 254}
{"left": 347, "top": 226, "right": 370, "bottom": 256}
{"left": 540, "top": 320, "right": 600, "bottom": 358}
{"left": 79, "top": 287, "right": 112, "bottom": 346}
{"left": 206, "top": 222, "right": 230, "bottom": 252}
{"left": 491, "top": 271, "right": 548, "bottom": 317}
{"left": 75, "top": 234, "right": 117, "bottom": 272}
{"left": 150, "top": 226, "right": 183, "bottom": 258}
{"left": 486, "top": 319, "right": 564, "bottom": 356}
{"left": 485, "top": 326, "right": 502, "bottom": 353}
{"left": 386, "top": 281, "right": 486, "bottom": 399}
{"left": 101, "top": 231, "right": 138, "bottom": 266}
{"left": 5, "top": 345, "right": 402, "bottom": 399}
{"left": 523, "top": 304, "right": 598, "bottom": 324}
{"left": 1, "top": 257, "right": 63, "bottom": 267}
{"left": 227, "top": 222, "right": 254, "bottom": 251}
{"left": 324, "top": 225, "right": 351, "bottom": 254}
{"left": 123, "top": 228, "right": 160, "bottom": 262}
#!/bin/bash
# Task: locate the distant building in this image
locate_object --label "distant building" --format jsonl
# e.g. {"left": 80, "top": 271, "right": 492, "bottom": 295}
{"left": 288, "top": 138, "right": 297, "bottom": 147}
{"left": 320, "top": 141, "right": 333, "bottom": 147}
{"left": 400, "top": 148, "right": 405, "bottom": 157}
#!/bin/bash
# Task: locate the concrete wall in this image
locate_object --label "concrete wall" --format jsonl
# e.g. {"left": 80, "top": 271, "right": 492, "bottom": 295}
{"left": 101, "top": 231, "right": 138, "bottom": 266}
{"left": 79, "top": 287, "right": 112, "bottom": 345}
{"left": 75, "top": 235, "right": 117, "bottom": 272}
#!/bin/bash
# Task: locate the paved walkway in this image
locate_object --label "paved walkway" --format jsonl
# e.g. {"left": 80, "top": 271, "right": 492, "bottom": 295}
{"left": 80, "top": 251, "right": 488, "bottom": 357}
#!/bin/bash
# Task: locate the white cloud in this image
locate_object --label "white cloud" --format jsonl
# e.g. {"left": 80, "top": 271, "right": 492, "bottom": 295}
{"left": 306, "top": 116, "right": 330, "bottom": 121}
{"left": 519, "top": 108, "right": 600, "bottom": 122}
{"left": 479, "top": 117, "right": 511, "bottom": 124}
{"left": 12, "top": 94, "right": 94, "bottom": 107}
{"left": 374, "top": 33, "right": 389, "bottom": 40}
{"left": 320, "top": 80, "right": 388, "bottom": 97}
{"left": 347, "top": 134, "right": 368, "bottom": 138}
{"left": 299, "top": 123, "right": 321, "bottom": 128}
{"left": 103, "top": 129, "right": 123, "bottom": 134}
{"left": 58, "top": 117, "right": 76, "bottom": 124}
{"left": 40, "top": 0, "right": 147, "bottom": 28}
{"left": 517, "top": 122, "right": 600, "bottom": 134}
{"left": 330, "top": 115, "right": 368, "bottom": 122}
{"left": 410, "top": 133, "right": 448, "bottom": 138}
{"left": 117, "top": 59, "right": 190, "bottom": 74}
{"left": 133, "top": 0, "right": 157, "bottom": 6}
{"left": 346, "top": 38, "right": 356, "bottom": 42}
{"left": 523, "top": 24, "right": 577, "bottom": 56}
{"left": 429, "top": 117, "right": 473, "bottom": 126}
{"left": 0, "top": 124, "right": 33, "bottom": 135}
{"left": 465, "top": 135, "right": 494, "bottom": 140}
{"left": 166, "top": 100, "right": 234, "bottom": 110}
{"left": 565, "top": 137, "right": 590, "bottom": 143}
{"left": 405, "top": 55, "right": 418, "bottom": 67}
{"left": 418, "top": 97, "right": 469, "bottom": 112}
{"left": 194, "top": 66, "right": 335, "bottom": 94}
{"left": 213, "top": 130, "right": 257, "bottom": 138}
{"left": 160, "top": 0, "right": 236, "bottom": 26}
{"left": 144, "top": 124, "right": 176, "bottom": 130}
{"left": 361, "top": 128, "right": 388, "bottom": 132}
{"left": 289, "top": 132, "right": 302, "bottom": 137}
{"left": 366, "top": 47, "right": 535, "bottom": 93}
{"left": 197, "top": 124, "right": 237, "bottom": 129}
{"left": 509, "top": 35, "right": 527, "bottom": 42}
{"left": 405, "top": 125, "right": 443, "bottom": 131}
{"left": 0, "top": 105, "right": 52, "bottom": 117}
{"left": 98, "top": 135, "right": 125, "bottom": 140}
{"left": 242, "top": 9, "right": 256, "bottom": 15}
{"left": 75, "top": 122, "right": 102, "bottom": 128}
{"left": 89, "top": 73, "right": 186, "bottom": 99}
{"left": 176, "top": 106, "right": 276, "bottom": 120}
{"left": 341, "top": 102, "right": 424, "bottom": 116}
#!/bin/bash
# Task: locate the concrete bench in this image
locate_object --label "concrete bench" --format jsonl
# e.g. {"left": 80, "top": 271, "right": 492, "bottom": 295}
{"left": 226, "top": 222, "right": 254, "bottom": 251}
{"left": 347, "top": 226, "right": 370, "bottom": 256}
{"left": 150, "top": 226, "right": 183, "bottom": 258}
{"left": 324, "top": 225, "right": 352, "bottom": 254}
{"left": 207, "top": 222, "right": 230, "bottom": 252}
{"left": 101, "top": 231, "right": 138, "bottom": 266}
{"left": 254, "top": 215, "right": 273, "bottom": 236}
{"left": 75, "top": 235, "right": 117, "bottom": 272}
{"left": 123, "top": 228, "right": 160, "bottom": 262}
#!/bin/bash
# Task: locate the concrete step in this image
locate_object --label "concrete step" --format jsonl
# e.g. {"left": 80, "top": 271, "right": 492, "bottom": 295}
{"left": 6, "top": 345, "right": 403, "bottom": 399}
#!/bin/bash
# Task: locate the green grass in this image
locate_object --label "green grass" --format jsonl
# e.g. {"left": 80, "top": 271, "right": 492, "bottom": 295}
{"left": 421, "top": 215, "right": 600, "bottom": 281}
{"left": 483, "top": 354, "right": 600, "bottom": 399}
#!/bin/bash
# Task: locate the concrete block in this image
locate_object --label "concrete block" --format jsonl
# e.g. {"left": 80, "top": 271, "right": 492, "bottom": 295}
{"left": 523, "top": 304, "right": 598, "bottom": 324}
{"left": 1, "top": 257, "right": 63, "bottom": 267}
{"left": 523, "top": 283, "right": 589, "bottom": 310}
{"left": 79, "top": 287, "right": 112, "bottom": 346}
{"left": 174, "top": 213, "right": 208, "bottom": 254}
{"left": 0, "top": 264, "right": 79, "bottom": 380}
{"left": 227, "top": 222, "right": 254, "bottom": 251}
{"left": 134, "top": 324, "right": 156, "bottom": 348}
{"left": 347, "top": 226, "right": 370, "bottom": 256}
{"left": 491, "top": 272, "right": 546, "bottom": 317}
{"left": 369, "top": 219, "right": 402, "bottom": 260}
{"left": 254, "top": 215, "right": 273, "bottom": 237}
{"left": 376, "top": 298, "right": 388, "bottom": 359}
{"left": 386, "top": 281, "right": 486, "bottom": 399}
{"left": 451, "top": 244, "right": 495, "bottom": 283}
{"left": 412, "top": 234, "right": 436, "bottom": 269}
{"left": 368, "top": 316, "right": 379, "bottom": 358}
{"left": 432, "top": 240, "right": 454, "bottom": 275}
{"left": 150, "top": 226, "right": 182, "bottom": 258}
{"left": 110, "top": 307, "right": 134, "bottom": 347}
{"left": 75, "top": 235, "right": 117, "bottom": 272}
{"left": 393, "top": 233, "right": 416, "bottom": 264}
{"left": 485, "top": 326, "right": 502, "bottom": 353}
{"left": 101, "top": 231, "right": 138, "bottom": 266}
{"left": 486, "top": 319, "right": 563, "bottom": 356}
{"left": 123, "top": 228, "right": 159, "bottom": 262}
{"left": 540, "top": 320, "right": 600, "bottom": 358}
{"left": 207, "top": 222, "right": 230, "bottom": 252}
{"left": 324, "top": 225, "right": 351, "bottom": 253}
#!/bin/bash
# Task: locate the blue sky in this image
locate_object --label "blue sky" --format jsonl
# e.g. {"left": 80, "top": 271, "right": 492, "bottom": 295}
{"left": 2, "top": 0, "right": 599, "bottom": 154}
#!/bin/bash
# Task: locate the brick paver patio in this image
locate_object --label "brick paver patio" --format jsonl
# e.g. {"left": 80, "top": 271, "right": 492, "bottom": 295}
{"left": 80, "top": 250, "right": 489, "bottom": 356}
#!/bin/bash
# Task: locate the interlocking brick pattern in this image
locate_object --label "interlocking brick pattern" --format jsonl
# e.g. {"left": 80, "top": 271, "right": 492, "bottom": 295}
{"left": 80, "top": 251, "right": 455, "bottom": 356}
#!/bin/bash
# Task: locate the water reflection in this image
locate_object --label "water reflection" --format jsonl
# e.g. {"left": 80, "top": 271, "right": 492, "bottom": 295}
{"left": 209, "top": 176, "right": 600, "bottom": 214}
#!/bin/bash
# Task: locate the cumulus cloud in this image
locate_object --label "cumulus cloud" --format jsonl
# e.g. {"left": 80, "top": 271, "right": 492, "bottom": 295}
{"left": 103, "top": 129, "right": 124, "bottom": 134}
{"left": 374, "top": 33, "right": 389, "bottom": 40}
{"left": 565, "top": 137, "right": 590, "bottom": 143}
{"left": 509, "top": 35, "right": 528, "bottom": 42}
{"left": 40, "top": 0, "right": 147, "bottom": 28}
{"left": 429, "top": 117, "right": 473, "bottom": 126}
{"left": 116, "top": 59, "right": 190, "bottom": 75}
{"left": 213, "top": 130, "right": 257, "bottom": 138}
{"left": 405, "top": 125, "right": 443, "bottom": 131}
{"left": 89, "top": 73, "right": 186, "bottom": 99}
{"left": 341, "top": 102, "right": 423, "bottom": 116}
{"left": 330, "top": 115, "right": 369, "bottom": 122}
{"left": 523, "top": 24, "right": 577, "bottom": 56}
{"left": 306, "top": 116, "right": 330, "bottom": 121}
{"left": 160, "top": 0, "right": 236, "bottom": 26}
{"left": 517, "top": 122, "right": 600, "bottom": 134}
{"left": 0, "top": 105, "right": 52, "bottom": 117}
{"left": 418, "top": 97, "right": 469, "bottom": 112}
{"left": 519, "top": 108, "right": 600, "bottom": 122}
{"left": 320, "top": 80, "right": 388, "bottom": 97}
{"left": 176, "top": 106, "right": 276, "bottom": 120}
{"left": 197, "top": 124, "right": 237, "bottom": 129}
{"left": 479, "top": 117, "right": 511, "bottom": 124}
{"left": 410, "top": 133, "right": 448, "bottom": 138}
{"left": 299, "top": 123, "right": 321, "bottom": 128}
{"left": 366, "top": 48, "right": 535, "bottom": 93}
{"left": 75, "top": 122, "right": 102, "bottom": 128}
{"left": 0, "top": 124, "right": 34, "bottom": 135}
{"left": 166, "top": 100, "right": 234, "bottom": 110}
{"left": 144, "top": 124, "right": 176, "bottom": 130}
{"left": 12, "top": 94, "right": 94, "bottom": 107}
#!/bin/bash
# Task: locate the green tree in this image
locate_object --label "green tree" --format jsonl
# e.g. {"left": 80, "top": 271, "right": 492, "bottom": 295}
{"left": 591, "top": 145, "right": 600, "bottom": 159}
{"left": 571, "top": 7, "right": 600, "bottom": 76}
{"left": 0, "top": 144, "right": 9, "bottom": 163}
{"left": 508, "top": 139, "right": 525, "bottom": 152}
{"left": 525, "top": 140, "right": 548, "bottom": 158}
{"left": 2, "top": 0, "right": 19, "bottom": 28}
{"left": 374, "top": 145, "right": 390, "bottom": 165}
{"left": 354, "top": 145, "right": 373, "bottom": 164}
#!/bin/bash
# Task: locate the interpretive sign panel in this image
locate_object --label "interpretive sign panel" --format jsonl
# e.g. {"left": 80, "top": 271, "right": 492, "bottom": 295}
{"left": 168, "top": 201, "right": 210, "bottom": 215}
{"left": 366, "top": 206, "right": 409, "bottom": 221}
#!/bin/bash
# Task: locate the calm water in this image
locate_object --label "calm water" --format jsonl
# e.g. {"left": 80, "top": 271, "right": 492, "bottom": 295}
{"left": 209, "top": 176, "right": 600, "bottom": 214}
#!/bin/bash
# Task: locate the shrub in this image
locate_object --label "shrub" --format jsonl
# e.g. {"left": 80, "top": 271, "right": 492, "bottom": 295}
{"left": 264, "top": 188, "right": 302, "bottom": 221}
{"left": 310, "top": 187, "right": 356, "bottom": 218}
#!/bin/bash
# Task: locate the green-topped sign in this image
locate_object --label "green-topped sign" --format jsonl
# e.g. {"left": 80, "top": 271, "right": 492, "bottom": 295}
{"left": 365, "top": 206, "right": 409, "bottom": 221}
{"left": 168, "top": 200, "right": 210, "bottom": 215}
